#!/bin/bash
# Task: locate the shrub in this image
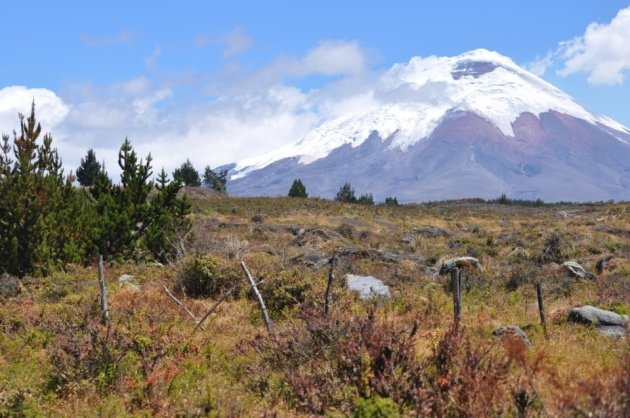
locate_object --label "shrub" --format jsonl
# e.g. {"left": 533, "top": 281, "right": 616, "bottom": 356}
{"left": 539, "top": 231, "right": 564, "bottom": 264}
{"left": 254, "top": 311, "right": 423, "bottom": 415}
{"left": 258, "top": 269, "right": 312, "bottom": 319}
{"left": 177, "top": 255, "right": 242, "bottom": 298}
{"left": 505, "top": 263, "right": 536, "bottom": 291}
{"left": 353, "top": 396, "right": 400, "bottom": 418}
{"left": 423, "top": 327, "right": 514, "bottom": 417}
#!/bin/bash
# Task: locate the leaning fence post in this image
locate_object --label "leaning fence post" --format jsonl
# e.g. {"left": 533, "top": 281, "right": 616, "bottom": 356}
{"left": 241, "top": 261, "right": 273, "bottom": 335}
{"left": 451, "top": 268, "right": 461, "bottom": 325}
{"left": 535, "top": 281, "right": 549, "bottom": 340}
{"left": 324, "top": 254, "right": 336, "bottom": 315}
{"left": 163, "top": 285, "right": 205, "bottom": 330}
{"left": 97, "top": 255, "right": 110, "bottom": 325}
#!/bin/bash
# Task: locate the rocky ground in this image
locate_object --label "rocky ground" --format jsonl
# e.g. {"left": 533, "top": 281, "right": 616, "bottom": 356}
{"left": 1, "top": 191, "right": 628, "bottom": 416}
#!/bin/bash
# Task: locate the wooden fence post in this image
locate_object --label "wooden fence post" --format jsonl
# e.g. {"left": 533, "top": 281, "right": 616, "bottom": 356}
{"left": 324, "top": 254, "right": 336, "bottom": 315}
{"left": 97, "top": 255, "right": 110, "bottom": 325}
{"left": 536, "top": 281, "right": 549, "bottom": 340}
{"left": 163, "top": 285, "right": 205, "bottom": 330}
{"left": 451, "top": 268, "right": 461, "bottom": 325}
{"left": 241, "top": 261, "right": 273, "bottom": 335}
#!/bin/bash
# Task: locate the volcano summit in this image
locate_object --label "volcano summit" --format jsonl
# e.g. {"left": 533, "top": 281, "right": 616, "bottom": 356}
{"left": 227, "top": 49, "right": 630, "bottom": 202}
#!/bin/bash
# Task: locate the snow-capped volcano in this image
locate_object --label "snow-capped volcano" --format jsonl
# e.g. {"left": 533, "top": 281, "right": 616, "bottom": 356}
{"left": 228, "top": 49, "right": 630, "bottom": 202}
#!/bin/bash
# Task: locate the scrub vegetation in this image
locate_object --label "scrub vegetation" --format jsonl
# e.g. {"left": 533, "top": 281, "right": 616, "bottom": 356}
{"left": 1, "top": 106, "right": 629, "bottom": 417}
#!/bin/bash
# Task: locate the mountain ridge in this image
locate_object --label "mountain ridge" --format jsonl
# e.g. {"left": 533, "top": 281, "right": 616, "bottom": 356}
{"left": 226, "top": 49, "right": 630, "bottom": 202}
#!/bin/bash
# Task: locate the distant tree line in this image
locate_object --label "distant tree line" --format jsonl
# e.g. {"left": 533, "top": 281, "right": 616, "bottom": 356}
{"left": 287, "top": 178, "right": 398, "bottom": 206}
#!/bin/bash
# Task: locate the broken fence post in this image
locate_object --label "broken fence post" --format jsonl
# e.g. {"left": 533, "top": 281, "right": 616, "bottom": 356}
{"left": 241, "top": 261, "right": 273, "bottom": 335}
{"left": 97, "top": 255, "right": 110, "bottom": 325}
{"left": 451, "top": 267, "right": 461, "bottom": 325}
{"left": 536, "top": 281, "right": 549, "bottom": 340}
{"left": 324, "top": 254, "right": 336, "bottom": 315}
{"left": 163, "top": 285, "right": 205, "bottom": 330}
{"left": 192, "top": 284, "right": 239, "bottom": 334}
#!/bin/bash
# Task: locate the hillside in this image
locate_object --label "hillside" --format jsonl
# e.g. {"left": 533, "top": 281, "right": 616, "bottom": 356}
{"left": 1, "top": 194, "right": 628, "bottom": 416}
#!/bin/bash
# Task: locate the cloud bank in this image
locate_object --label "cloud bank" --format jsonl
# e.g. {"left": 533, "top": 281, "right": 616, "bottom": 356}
{"left": 0, "top": 40, "right": 375, "bottom": 179}
{"left": 528, "top": 7, "right": 630, "bottom": 85}
{"left": 2, "top": 8, "right": 629, "bottom": 181}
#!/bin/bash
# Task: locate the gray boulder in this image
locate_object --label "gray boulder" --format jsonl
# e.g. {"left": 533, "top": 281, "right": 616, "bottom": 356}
{"left": 403, "top": 225, "right": 453, "bottom": 244}
{"left": 561, "top": 261, "right": 595, "bottom": 280}
{"left": 0, "top": 273, "right": 21, "bottom": 299}
{"left": 345, "top": 274, "right": 390, "bottom": 299}
{"left": 595, "top": 255, "right": 613, "bottom": 274}
{"left": 438, "top": 256, "right": 483, "bottom": 275}
{"left": 493, "top": 326, "right": 532, "bottom": 348}
{"left": 568, "top": 305, "right": 628, "bottom": 337}
{"left": 118, "top": 274, "right": 140, "bottom": 291}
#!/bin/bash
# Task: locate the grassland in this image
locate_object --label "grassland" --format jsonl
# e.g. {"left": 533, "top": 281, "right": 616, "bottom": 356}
{"left": 1, "top": 191, "right": 628, "bottom": 417}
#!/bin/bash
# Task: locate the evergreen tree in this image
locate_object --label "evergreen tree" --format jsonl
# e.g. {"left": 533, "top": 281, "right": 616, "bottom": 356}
{"left": 173, "top": 159, "right": 201, "bottom": 187}
{"left": 145, "top": 168, "right": 191, "bottom": 262}
{"left": 0, "top": 103, "right": 96, "bottom": 276}
{"left": 76, "top": 148, "right": 102, "bottom": 186}
{"left": 384, "top": 196, "right": 399, "bottom": 206}
{"left": 92, "top": 138, "right": 154, "bottom": 257}
{"left": 334, "top": 182, "right": 357, "bottom": 203}
{"left": 202, "top": 165, "right": 227, "bottom": 193}
{"left": 357, "top": 192, "right": 374, "bottom": 205}
{"left": 90, "top": 143, "right": 191, "bottom": 261}
{"left": 288, "top": 178, "right": 308, "bottom": 198}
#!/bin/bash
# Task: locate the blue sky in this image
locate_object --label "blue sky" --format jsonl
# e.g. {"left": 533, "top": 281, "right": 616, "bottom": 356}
{"left": 1, "top": 1, "right": 629, "bottom": 174}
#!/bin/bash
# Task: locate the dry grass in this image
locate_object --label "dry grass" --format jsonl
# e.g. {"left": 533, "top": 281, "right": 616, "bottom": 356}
{"left": 1, "top": 196, "right": 628, "bottom": 416}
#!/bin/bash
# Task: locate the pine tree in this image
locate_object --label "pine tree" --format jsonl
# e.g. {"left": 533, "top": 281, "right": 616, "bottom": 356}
{"left": 202, "top": 165, "right": 227, "bottom": 193}
{"left": 357, "top": 192, "right": 374, "bottom": 205}
{"left": 173, "top": 159, "right": 201, "bottom": 187}
{"left": 145, "top": 168, "right": 191, "bottom": 262}
{"left": 0, "top": 103, "right": 96, "bottom": 276}
{"left": 288, "top": 178, "right": 308, "bottom": 198}
{"left": 76, "top": 149, "right": 102, "bottom": 186}
{"left": 90, "top": 145, "right": 191, "bottom": 261}
{"left": 334, "top": 182, "right": 357, "bottom": 203}
{"left": 90, "top": 138, "right": 155, "bottom": 257}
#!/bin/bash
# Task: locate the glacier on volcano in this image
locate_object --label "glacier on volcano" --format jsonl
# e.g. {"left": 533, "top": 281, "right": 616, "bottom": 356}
{"left": 227, "top": 49, "right": 630, "bottom": 202}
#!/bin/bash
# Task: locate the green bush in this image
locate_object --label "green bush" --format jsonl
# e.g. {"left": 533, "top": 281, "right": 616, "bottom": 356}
{"left": 177, "top": 255, "right": 242, "bottom": 298}
{"left": 259, "top": 269, "right": 312, "bottom": 319}
{"left": 353, "top": 396, "right": 400, "bottom": 418}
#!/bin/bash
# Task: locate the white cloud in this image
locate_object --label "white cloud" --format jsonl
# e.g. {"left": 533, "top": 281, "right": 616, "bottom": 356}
{"left": 301, "top": 40, "right": 367, "bottom": 77}
{"left": 223, "top": 28, "right": 254, "bottom": 58}
{"left": 0, "top": 39, "right": 377, "bottom": 180}
{"left": 209, "top": 40, "right": 371, "bottom": 96}
{"left": 0, "top": 86, "right": 69, "bottom": 134}
{"left": 145, "top": 45, "right": 162, "bottom": 70}
{"left": 195, "top": 27, "right": 254, "bottom": 58}
{"left": 558, "top": 7, "right": 630, "bottom": 84}
{"left": 525, "top": 52, "right": 554, "bottom": 77}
